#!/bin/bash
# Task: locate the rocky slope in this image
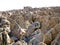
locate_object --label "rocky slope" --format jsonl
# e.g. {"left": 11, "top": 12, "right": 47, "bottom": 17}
{"left": 0, "top": 7, "right": 60, "bottom": 45}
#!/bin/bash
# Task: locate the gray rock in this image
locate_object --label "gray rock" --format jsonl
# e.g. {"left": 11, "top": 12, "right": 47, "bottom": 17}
{"left": 29, "top": 32, "right": 44, "bottom": 45}
{"left": 26, "top": 22, "right": 40, "bottom": 36}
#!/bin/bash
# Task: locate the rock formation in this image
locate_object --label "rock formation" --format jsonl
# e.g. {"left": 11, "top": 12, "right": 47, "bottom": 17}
{"left": 0, "top": 7, "right": 60, "bottom": 45}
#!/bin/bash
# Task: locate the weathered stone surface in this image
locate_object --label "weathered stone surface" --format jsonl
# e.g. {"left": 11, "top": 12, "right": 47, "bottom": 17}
{"left": 39, "top": 42, "right": 47, "bottom": 45}
{"left": 26, "top": 22, "right": 40, "bottom": 36}
{"left": 0, "top": 16, "right": 12, "bottom": 45}
{"left": 8, "top": 18, "right": 26, "bottom": 40}
{"left": 29, "top": 31, "right": 44, "bottom": 45}
{"left": 51, "top": 32, "right": 60, "bottom": 45}
{"left": 0, "top": 7, "right": 60, "bottom": 45}
{"left": 0, "top": 33, "right": 2, "bottom": 45}
{"left": 51, "top": 23, "right": 60, "bottom": 39}
{"left": 44, "top": 30, "right": 52, "bottom": 44}
{"left": 2, "top": 30, "right": 11, "bottom": 45}
{"left": 47, "top": 17, "right": 59, "bottom": 29}
{"left": 14, "top": 40, "right": 27, "bottom": 45}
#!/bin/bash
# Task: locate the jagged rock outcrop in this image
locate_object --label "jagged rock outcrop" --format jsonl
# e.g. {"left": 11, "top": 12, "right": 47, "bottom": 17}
{"left": 0, "top": 7, "right": 60, "bottom": 45}
{"left": 0, "top": 16, "right": 11, "bottom": 45}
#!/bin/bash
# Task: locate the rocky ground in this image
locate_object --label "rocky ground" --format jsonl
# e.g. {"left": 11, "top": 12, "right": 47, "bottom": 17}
{"left": 0, "top": 7, "right": 60, "bottom": 45}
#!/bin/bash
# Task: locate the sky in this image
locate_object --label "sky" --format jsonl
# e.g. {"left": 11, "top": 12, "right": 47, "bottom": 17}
{"left": 0, "top": 0, "right": 60, "bottom": 11}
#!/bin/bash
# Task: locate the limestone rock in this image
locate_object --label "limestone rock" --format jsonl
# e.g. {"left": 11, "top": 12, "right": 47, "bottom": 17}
{"left": 29, "top": 32, "right": 44, "bottom": 45}
{"left": 0, "top": 7, "right": 60, "bottom": 45}
{"left": 47, "top": 17, "right": 59, "bottom": 29}
{"left": 44, "top": 30, "right": 52, "bottom": 44}
{"left": 26, "top": 22, "right": 40, "bottom": 36}
{"left": 25, "top": 20, "right": 31, "bottom": 29}
{"left": 51, "top": 23, "right": 60, "bottom": 39}
{"left": 51, "top": 32, "right": 60, "bottom": 45}
{"left": 0, "top": 16, "right": 10, "bottom": 33}
{"left": 2, "top": 30, "right": 11, "bottom": 45}
{"left": 0, "top": 33, "right": 2, "bottom": 45}
{"left": 31, "top": 29, "right": 41, "bottom": 37}
{"left": 39, "top": 42, "right": 47, "bottom": 45}
{"left": 0, "top": 15, "right": 12, "bottom": 45}
{"left": 15, "top": 40, "right": 27, "bottom": 45}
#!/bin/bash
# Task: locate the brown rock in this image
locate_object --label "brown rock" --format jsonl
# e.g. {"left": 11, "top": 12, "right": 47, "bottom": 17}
{"left": 51, "top": 32, "right": 60, "bottom": 45}
{"left": 39, "top": 42, "right": 47, "bottom": 45}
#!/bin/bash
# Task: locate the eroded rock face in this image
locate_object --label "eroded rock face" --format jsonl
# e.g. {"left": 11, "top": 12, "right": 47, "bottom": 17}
{"left": 51, "top": 32, "right": 60, "bottom": 45}
{"left": 0, "top": 7, "right": 60, "bottom": 45}
{"left": 26, "top": 22, "right": 40, "bottom": 36}
{"left": 29, "top": 32, "right": 44, "bottom": 45}
{"left": 0, "top": 16, "right": 11, "bottom": 45}
{"left": 15, "top": 40, "right": 27, "bottom": 45}
{"left": 39, "top": 42, "right": 47, "bottom": 45}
